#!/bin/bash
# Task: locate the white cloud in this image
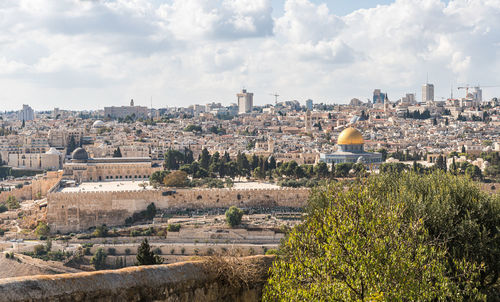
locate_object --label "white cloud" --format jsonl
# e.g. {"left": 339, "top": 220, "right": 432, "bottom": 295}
{"left": 1, "top": 0, "right": 500, "bottom": 110}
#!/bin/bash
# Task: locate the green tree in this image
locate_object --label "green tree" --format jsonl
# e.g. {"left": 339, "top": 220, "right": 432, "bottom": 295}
{"left": 34, "top": 221, "right": 50, "bottom": 237}
{"left": 465, "top": 165, "right": 482, "bottom": 180}
{"left": 200, "top": 148, "right": 211, "bottom": 170}
{"left": 6, "top": 195, "right": 19, "bottom": 210}
{"left": 225, "top": 206, "right": 244, "bottom": 227}
{"left": 163, "top": 170, "right": 189, "bottom": 187}
{"left": 91, "top": 248, "right": 107, "bottom": 270}
{"left": 264, "top": 176, "right": 484, "bottom": 301}
{"left": 313, "top": 162, "right": 329, "bottom": 178}
{"left": 66, "top": 135, "right": 77, "bottom": 155}
{"left": 113, "top": 147, "right": 122, "bottom": 158}
{"left": 92, "top": 225, "right": 108, "bottom": 237}
{"left": 136, "top": 238, "right": 163, "bottom": 265}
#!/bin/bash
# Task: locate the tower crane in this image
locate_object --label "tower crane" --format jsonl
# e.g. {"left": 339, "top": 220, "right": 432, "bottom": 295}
{"left": 457, "top": 84, "right": 500, "bottom": 97}
{"left": 269, "top": 93, "right": 279, "bottom": 105}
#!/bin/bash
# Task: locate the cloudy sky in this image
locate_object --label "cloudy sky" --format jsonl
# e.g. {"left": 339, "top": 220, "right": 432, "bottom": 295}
{"left": 1, "top": 0, "right": 500, "bottom": 111}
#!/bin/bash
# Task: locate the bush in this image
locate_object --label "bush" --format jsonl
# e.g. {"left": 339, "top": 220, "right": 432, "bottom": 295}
{"left": 167, "top": 224, "right": 181, "bottom": 232}
{"left": 264, "top": 172, "right": 492, "bottom": 301}
{"left": 130, "top": 229, "right": 141, "bottom": 237}
{"left": 6, "top": 195, "right": 19, "bottom": 210}
{"left": 136, "top": 238, "right": 163, "bottom": 265}
{"left": 107, "top": 248, "right": 116, "bottom": 255}
{"left": 125, "top": 248, "right": 131, "bottom": 255}
{"left": 91, "top": 248, "right": 107, "bottom": 270}
{"left": 0, "top": 203, "right": 7, "bottom": 213}
{"left": 225, "top": 206, "right": 244, "bottom": 227}
{"left": 34, "top": 222, "right": 50, "bottom": 237}
{"left": 92, "top": 225, "right": 108, "bottom": 237}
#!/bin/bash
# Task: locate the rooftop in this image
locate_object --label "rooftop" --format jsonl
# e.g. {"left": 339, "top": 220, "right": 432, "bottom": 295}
{"left": 59, "top": 180, "right": 153, "bottom": 193}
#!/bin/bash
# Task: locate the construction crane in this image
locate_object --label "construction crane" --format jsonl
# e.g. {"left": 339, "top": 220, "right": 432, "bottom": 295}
{"left": 457, "top": 84, "right": 500, "bottom": 97}
{"left": 269, "top": 93, "right": 279, "bottom": 105}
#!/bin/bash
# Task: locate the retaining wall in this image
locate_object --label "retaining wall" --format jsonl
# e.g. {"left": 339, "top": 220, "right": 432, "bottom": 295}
{"left": 0, "top": 255, "right": 274, "bottom": 302}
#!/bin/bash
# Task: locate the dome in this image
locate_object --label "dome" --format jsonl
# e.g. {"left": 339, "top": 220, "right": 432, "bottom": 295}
{"left": 337, "top": 127, "right": 364, "bottom": 145}
{"left": 93, "top": 120, "right": 105, "bottom": 128}
{"left": 45, "top": 147, "right": 61, "bottom": 155}
{"left": 71, "top": 147, "right": 89, "bottom": 161}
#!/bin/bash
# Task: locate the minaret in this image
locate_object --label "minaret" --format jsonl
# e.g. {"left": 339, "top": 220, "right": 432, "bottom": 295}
{"left": 130, "top": 99, "right": 134, "bottom": 106}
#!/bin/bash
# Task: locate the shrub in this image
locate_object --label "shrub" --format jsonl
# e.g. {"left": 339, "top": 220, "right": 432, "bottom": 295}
{"left": 167, "top": 224, "right": 181, "bottom": 232}
{"left": 170, "top": 248, "right": 175, "bottom": 254}
{"left": 92, "top": 225, "right": 108, "bottom": 238}
{"left": 264, "top": 171, "right": 497, "bottom": 301}
{"left": 107, "top": 248, "right": 116, "bottom": 255}
{"left": 91, "top": 248, "right": 107, "bottom": 270}
{"left": 34, "top": 222, "right": 50, "bottom": 237}
{"left": 0, "top": 203, "right": 7, "bottom": 213}
{"left": 6, "top": 195, "right": 19, "bottom": 210}
{"left": 181, "top": 247, "right": 185, "bottom": 254}
{"left": 125, "top": 248, "right": 131, "bottom": 255}
{"left": 225, "top": 206, "right": 244, "bottom": 227}
{"left": 136, "top": 238, "right": 163, "bottom": 265}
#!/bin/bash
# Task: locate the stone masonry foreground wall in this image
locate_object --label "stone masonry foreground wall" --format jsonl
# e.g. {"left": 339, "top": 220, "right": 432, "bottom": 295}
{"left": 0, "top": 255, "right": 274, "bottom": 302}
{"left": 47, "top": 187, "right": 310, "bottom": 233}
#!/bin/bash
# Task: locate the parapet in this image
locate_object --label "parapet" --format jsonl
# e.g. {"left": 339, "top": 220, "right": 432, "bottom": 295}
{"left": 0, "top": 255, "right": 274, "bottom": 302}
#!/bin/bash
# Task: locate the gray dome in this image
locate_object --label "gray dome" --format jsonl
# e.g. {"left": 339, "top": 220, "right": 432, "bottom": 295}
{"left": 72, "top": 147, "right": 89, "bottom": 161}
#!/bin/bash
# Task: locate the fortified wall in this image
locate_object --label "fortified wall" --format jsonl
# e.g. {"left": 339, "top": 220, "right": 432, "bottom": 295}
{"left": 0, "top": 255, "right": 274, "bottom": 302}
{"left": 0, "top": 170, "right": 63, "bottom": 203}
{"left": 47, "top": 187, "right": 310, "bottom": 233}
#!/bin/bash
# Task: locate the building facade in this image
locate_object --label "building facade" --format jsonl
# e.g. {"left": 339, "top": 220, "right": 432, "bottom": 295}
{"left": 104, "top": 99, "right": 149, "bottom": 119}
{"left": 63, "top": 147, "right": 160, "bottom": 183}
{"left": 18, "top": 104, "right": 34, "bottom": 121}
{"left": 237, "top": 89, "right": 253, "bottom": 114}
{"left": 422, "top": 83, "right": 434, "bottom": 103}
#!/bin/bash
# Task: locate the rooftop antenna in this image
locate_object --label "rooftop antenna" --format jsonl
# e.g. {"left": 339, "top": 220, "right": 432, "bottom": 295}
{"left": 450, "top": 84, "right": 453, "bottom": 99}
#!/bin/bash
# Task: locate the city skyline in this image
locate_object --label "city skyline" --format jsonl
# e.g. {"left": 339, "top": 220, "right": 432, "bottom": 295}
{"left": 1, "top": 0, "right": 500, "bottom": 110}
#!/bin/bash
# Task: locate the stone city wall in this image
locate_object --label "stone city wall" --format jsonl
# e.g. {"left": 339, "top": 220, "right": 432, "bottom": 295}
{"left": 0, "top": 255, "right": 274, "bottom": 302}
{"left": 47, "top": 187, "right": 310, "bottom": 233}
{"left": 0, "top": 170, "right": 63, "bottom": 203}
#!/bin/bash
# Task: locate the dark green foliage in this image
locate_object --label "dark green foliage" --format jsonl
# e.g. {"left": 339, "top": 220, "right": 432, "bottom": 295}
{"left": 125, "top": 203, "right": 156, "bottom": 225}
{"left": 91, "top": 248, "right": 107, "bottom": 270}
{"left": 136, "top": 238, "right": 163, "bottom": 266}
{"left": 167, "top": 223, "right": 181, "bottom": 232}
{"left": 112, "top": 147, "right": 122, "bottom": 157}
{"left": 225, "top": 206, "right": 244, "bottom": 227}
{"left": 266, "top": 171, "right": 499, "bottom": 301}
{"left": 183, "top": 124, "right": 202, "bottom": 132}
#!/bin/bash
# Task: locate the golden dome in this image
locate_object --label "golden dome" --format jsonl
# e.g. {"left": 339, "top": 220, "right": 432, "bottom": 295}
{"left": 337, "top": 127, "right": 364, "bottom": 145}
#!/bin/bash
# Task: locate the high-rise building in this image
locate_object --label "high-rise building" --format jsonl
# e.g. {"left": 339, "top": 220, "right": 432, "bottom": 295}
{"left": 472, "top": 87, "right": 482, "bottom": 105}
{"left": 401, "top": 93, "right": 415, "bottom": 104}
{"left": 422, "top": 83, "right": 434, "bottom": 103}
{"left": 305, "top": 99, "right": 313, "bottom": 110}
{"left": 237, "top": 89, "right": 253, "bottom": 114}
{"left": 372, "top": 89, "right": 386, "bottom": 104}
{"left": 18, "top": 104, "right": 34, "bottom": 121}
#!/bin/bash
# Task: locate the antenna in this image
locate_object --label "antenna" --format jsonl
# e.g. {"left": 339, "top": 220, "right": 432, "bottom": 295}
{"left": 426, "top": 72, "right": 429, "bottom": 84}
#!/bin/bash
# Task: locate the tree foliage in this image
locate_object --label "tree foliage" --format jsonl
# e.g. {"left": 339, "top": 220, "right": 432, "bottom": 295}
{"left": 264, "top": 171, "right": 498, "bottom": 301}
{"left": 225, "top": 206, "right": 244, "bottom": 227}
{"left": 91, "top": 248, "right": 107, "bottom": 270}
{"left": 136, "top": 238, "right": 163, "bottom": 265}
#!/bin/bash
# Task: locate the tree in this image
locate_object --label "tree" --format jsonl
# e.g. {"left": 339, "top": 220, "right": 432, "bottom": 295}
{"left": 113, "top": 147, "right": 122, "bottom": 158}
{"left": 225, "top": 206, "right": 244, "bottom": 227}
{"left": 136, "top": 238, "right": 163, "bottom": 265}
{"left": 91, "top": 248, "right": 107, "bottom": 270}
{"left": 150, "top": 170, "right": 169, "bottom": 184}
{"left": 264, "top": 173, "right": 487, "bottom": 301}
{"left": 200, "top": 148, "right": 211, "bottom": 170}
{"left": 465, "top": 165, "right": 482, "bottom": 180}
{"left": 6, "top": 195, "right": 19, "bottom": 210}
{"left": 34, "top": 221, "right": 50, "bottom": 237}
{"left": 92, "top": 225, "right": 108, "bottom": 237}
{"left": 313, "top": 162, "right": 329, "bottom": 178}
{"left": 163, "top": 170, "right": 189, "bottom": 187}
{"left": 268, "top": 156, "right": 277, "bottom": 170}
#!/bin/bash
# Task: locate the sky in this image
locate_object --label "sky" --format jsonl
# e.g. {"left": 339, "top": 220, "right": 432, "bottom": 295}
{"left": 1, "top": 0, "right": 499, "bottom": 111}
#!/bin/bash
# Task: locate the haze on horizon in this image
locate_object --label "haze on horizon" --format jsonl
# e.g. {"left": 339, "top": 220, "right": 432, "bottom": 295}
{"left": 1, "top": 0, "right": 499, "bottom": 111}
